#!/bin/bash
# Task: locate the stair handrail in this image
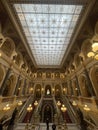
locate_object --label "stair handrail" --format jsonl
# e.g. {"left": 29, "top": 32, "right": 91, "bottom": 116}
{"left": 62, "top": 95, "right": 78, "bottom": 123}
{"left": 18, "top": 94, "right": 34, "bottom": 122}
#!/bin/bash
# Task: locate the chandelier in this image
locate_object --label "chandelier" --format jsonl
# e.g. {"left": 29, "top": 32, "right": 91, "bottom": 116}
{"left": 61, "top": 104, "right": 67, "bottom": 112}
{"left": 87, "top": 41, "right": 98, "bottom": 60}
{"left": 18, "top": 101, "right": 23, "bottom": 106}
{"left": 27, "top": 104, "right": 33, "bottom": 112}
{"left": 34, "top": 101, "right": 38, "bottom": 106}
{"left": 3, "top": 104, "right": 10, "bottom": 111}
{"left": 83, "top": 105, "right": 90, "bottom": 111}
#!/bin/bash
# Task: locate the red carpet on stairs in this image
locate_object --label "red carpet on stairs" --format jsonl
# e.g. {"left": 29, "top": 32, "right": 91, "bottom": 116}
{"left": 63, "top": 111, "right": 72, "bottom": 123}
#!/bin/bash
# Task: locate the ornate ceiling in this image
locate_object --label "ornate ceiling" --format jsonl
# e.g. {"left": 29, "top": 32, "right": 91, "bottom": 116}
{"left": 14, "top": 4, "right": 83, "bottom": 67}
{"left": 0, "top": 0, "right": 97, "bottom": 70}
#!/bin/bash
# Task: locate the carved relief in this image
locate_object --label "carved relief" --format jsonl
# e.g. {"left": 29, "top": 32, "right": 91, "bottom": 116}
{"left": 15, "top": 52, "right": 24, "bottom": 67}
{"left": 81, "top": 39, "right": 92, "bottom": 60}
{"left": 1, "top": 37, "right": 15, "bottom": 58}
{"left": 0, "top": 65, "right": 5, "bottom": 86}
{"left": 2, "top": 74, "right": 17, "bottom": 96}
{"left": 90, "top": 66, "right": 98, "bottom": 97}
{"left": 78, "top": 74, "right": 91, "bottom": 97}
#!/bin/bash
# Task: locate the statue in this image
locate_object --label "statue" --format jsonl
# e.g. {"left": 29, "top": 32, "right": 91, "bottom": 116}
{"left": 46, "top": 89, "right": 50, "bottom": 95}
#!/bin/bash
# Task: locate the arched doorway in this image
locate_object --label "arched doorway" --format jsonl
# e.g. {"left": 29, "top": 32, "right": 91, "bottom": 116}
{"left": 41, "top": 104, "right": 53, "bottom": 123}
{"left": 2, "top": 74, "right": 16, "bottom": 96}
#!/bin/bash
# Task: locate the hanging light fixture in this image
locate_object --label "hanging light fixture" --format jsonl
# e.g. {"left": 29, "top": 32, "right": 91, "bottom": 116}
{"left": 87, "top": 41, "right": 98, "bottom": 60}
{"left": 61, "top": 104, "right": 67, "bottom": 112}
{"left": 34, "top": 101, "right": 38, "bottom": 106}
{"left": 27, "top": 104, "right": 33, "bottom": 112}
{"left": 3, "top": 104, "right": 10, "bottom": 111}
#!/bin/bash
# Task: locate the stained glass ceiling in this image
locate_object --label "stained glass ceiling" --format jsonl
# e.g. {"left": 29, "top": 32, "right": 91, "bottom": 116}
{"left": 14, "top": 4, "right": 83, "bottom": 67}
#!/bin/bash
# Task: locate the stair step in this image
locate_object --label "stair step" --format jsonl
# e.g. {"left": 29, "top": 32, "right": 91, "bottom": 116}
{"left": 13, "top": 123, "right": 80, "bottom": 130}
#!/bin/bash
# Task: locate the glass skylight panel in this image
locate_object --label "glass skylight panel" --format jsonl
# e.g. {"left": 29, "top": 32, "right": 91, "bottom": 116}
{"left": 14, "top": 4, "right": 83, "bottom": 67}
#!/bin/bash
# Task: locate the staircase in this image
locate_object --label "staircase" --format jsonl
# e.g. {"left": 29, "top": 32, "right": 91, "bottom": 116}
{"left": 13, "top": 123, "right": 80, "bottom": 130}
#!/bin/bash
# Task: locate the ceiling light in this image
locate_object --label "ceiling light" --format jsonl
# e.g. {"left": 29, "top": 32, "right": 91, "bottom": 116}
{"left": 87, "top": 41, "right": 98, "bottom": 60}
{"left": 92, "top": 41, "right": 98, "bottom": 52}
{"left": 14, "top": 4, "right": 83, "bottom": 66}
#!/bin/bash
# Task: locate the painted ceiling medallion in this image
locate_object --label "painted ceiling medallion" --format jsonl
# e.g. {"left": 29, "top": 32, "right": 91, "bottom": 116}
{"left": 52, "top": 31, "right": 55, "bottom": 34}
{"left": 14, "top": 4, "right": 83, "bottom": 66}
{"left": 62, "top": 32, "right": 64, "bottom": 34}
{"left": 51, "top": 40, "right": 54, "bottom": 42}
{"left": 42, "top": 31, "right": 45, "bottom": 34}
{"left": 33, "top": 31, "right": 36, "bottom": 34}
{"left": 52, "top": 20, "right": 56, "bottom": 23}
{"left": 41, "top": 19, "right": 44, "bottom": 23}
{"left": 43, "top": 40, "right": 46, "bottom": 42}
{"left": 64, "top": 20, "right": 67, "bottom": 24}
{"left": 30, "top": 19, "right": 33, "bottom": 23}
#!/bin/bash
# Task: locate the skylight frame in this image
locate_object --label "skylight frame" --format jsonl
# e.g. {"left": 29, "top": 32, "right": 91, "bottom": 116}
{"left": 13, "top": 3, "right": 83, "bottom": 67}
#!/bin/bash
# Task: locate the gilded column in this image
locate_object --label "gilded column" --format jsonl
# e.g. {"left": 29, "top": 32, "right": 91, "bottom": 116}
{"left": 69, "top": 80, "right": 73, "bottom": 95}
{"left": 0, "top": 68, "right": 11, "bottom": 95}
{"left": 13, "top": 75, "right": 21, "bottom": 95}
{"left": 22, "top": 79, "right": 26, "bottom": 95}
{"left": 75, "top": 75, "right": 81, "bottom": 96}
{"left": 83, "top": 68, "right": 95, "bottom": 96}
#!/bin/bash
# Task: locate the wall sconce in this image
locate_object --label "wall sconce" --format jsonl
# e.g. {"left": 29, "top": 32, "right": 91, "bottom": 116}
{"left": 3, "top": 104, "right": 10, "bottom": 111}
{"left": 18, "top": 87, "right": 20, "bottom": 90}
{"left": 0, "top": 53, "right": 2, "bottom": 57}
{"left": 34, "top": 101, "right": 38, "bottom": 106}
{"left": 61, "top": 104, "right": 67, "bottom": 112}
{"left": 75, "top": 88, "right": 78, "bottom": 91}
{"left": 63, "top": 88, "right": 66, "bottom": 91}
{"left": 52, "top": 88, "right": 55, "bottom": 92}
{"left": 57, "top": 101, "right": 61, "bottom": 106}
{"left": 27, "top": 104, "right": 33, "bottom": 112}
{"left": 30, "top": 88, "right": 33, "bottom": 91}
{"left": 42, "top": 88, "right": 44, "bottom": 91}
{"left": 83, "top": 105, "right": 90, "bottom": 111}
{"left": 87, "top": 41, "right": 98, "bottom": 60}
